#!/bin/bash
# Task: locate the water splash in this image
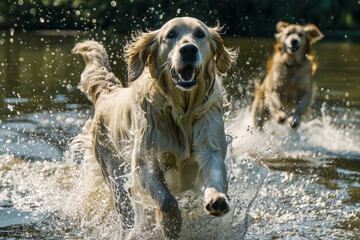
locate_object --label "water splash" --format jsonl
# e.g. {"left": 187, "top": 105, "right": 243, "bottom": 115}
{"left": 226, "top": 106, "right": 360, "bottom": 161}
{"left": 0, "top": 106, "right": 359, "bottom": 239}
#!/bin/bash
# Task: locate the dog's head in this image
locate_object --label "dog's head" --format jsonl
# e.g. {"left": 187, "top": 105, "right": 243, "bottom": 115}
{"left": 275, "top": 21, "right": 323, "bottom": 55}
{"left": 125, "top": 17, "right": 237, "bottom": 92}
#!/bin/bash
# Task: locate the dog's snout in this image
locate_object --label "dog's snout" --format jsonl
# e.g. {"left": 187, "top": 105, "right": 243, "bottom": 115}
{"left": 179, "top": 44, "right": 198, "bottom": 61}
{"left": 291, "top": 39, "right": 299, "bottom": 46}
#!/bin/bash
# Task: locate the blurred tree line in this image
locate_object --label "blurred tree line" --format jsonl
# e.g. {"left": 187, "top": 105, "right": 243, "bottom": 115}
{"left": 1, "top": 0, "right": 359, "bottom": 36}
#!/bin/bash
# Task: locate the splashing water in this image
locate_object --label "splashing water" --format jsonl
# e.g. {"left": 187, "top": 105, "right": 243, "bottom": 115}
{"left": 1, "top": 103, "right": 359, "bottom": 239}
{"left": 227, "top": 105, "right": 360, "bottom": 161}
{"left": 226, "top": 107, "right": 360, "bottom": 239}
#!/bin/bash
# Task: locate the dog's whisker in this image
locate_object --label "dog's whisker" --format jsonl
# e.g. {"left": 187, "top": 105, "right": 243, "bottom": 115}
{"left": 156, "top": 61, "right": 172, "bottom": 78}
{"left": 159, "top": 60, "right": 171, "bottom": 69}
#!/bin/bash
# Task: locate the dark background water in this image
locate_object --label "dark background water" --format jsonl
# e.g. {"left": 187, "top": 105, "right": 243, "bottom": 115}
{"left": 1, "top": 31, "right": 360, "bottom": 120}
{"left": 2, "top": 0, "right": 360, "bottom": 37}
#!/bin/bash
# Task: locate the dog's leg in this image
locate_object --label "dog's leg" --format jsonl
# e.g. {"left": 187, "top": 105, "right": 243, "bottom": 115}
{"left": 127, "top": 203, "right": 159, "bottom": 240}
{"left": 94, "top": 135, "right": 134, "bottom": 232}
{"left": 252, "top": 93, "right": 269, "bottom": 131}
{"left": 289, "top": 92, "right": 312, "bottom": 129}
{"left": 134, "top": 159, "right": 182, "bottom": 239}
{"left": 267, "top": 92, "right": 287, "bottom": 124}
{"left": 252, "top": 82, "right": 272, "bottom": 130}
{"left": 202, "top": 152, "right": 229, "bottom": 217}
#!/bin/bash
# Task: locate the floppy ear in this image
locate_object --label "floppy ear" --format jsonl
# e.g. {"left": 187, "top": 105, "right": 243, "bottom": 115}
{"left": 125, "top": 30, "right": 159, "bottom": 82}
{"left": 276, "top": 21, "right": 290, "bottom": 32}
{"left": 304, "top": 24, "right": 324, "bottom": 43}
{"left": 211, "top": 27, "right": 238, "bottom": 74}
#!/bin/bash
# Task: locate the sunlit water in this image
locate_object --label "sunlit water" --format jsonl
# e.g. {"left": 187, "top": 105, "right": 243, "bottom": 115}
{"left": 1, "top": 31, "right": 360, "bottom": 239}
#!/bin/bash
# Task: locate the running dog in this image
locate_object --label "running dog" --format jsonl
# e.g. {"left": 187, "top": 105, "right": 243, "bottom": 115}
{"left": 252, "top": 21, "right": 323, "bottom": 130}
{"left": 72, "top": 17, "right": 237, "bottom": 239}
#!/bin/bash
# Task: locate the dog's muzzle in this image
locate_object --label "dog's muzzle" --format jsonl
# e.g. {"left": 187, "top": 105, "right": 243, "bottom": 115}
{"left": 288, "top": 39, "right": 300, "bottom": 53}
{"left": 171, "top": 44, "right": 200, "bottom": 90}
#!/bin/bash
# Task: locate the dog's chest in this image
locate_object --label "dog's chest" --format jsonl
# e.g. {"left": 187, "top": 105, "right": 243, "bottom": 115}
{"left": 278, "top": 66, "right": 308, "bottom": 98}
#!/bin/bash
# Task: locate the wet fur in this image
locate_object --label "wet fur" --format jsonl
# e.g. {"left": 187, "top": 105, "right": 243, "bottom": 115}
{"left": 252, "top": 21, "right": 323, "bottom": 130}
{"left": 72, "top": 17, "right": 237, "bottom": 239}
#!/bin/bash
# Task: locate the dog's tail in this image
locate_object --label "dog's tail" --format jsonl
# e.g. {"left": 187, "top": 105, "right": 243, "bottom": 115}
{"left": 72, "top": 41, "right": 122, "bottom": 103}
{"left": 72, "top": 40, "right": 111, "bottom": 71}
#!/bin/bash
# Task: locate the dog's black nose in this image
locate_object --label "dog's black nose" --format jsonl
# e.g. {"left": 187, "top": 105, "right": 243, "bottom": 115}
{"left": 179, "top": 44, "right": 198, "bottom": 61}
{"left": 291, "top": 39, "right": 299, "bottom": 46}
{"left": 180, "top": 44, "right": 198, "bottom": 55}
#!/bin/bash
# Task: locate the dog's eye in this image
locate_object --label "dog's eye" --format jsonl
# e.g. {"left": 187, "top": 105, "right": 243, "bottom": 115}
{"left": 298, "top": 33, "right": 303, "bottom": 37}
{"left": 167, "top": 31, "right": 176, "bottom": 39}
{"left": 196, "top": 31, "right": 205, "bottom": 38}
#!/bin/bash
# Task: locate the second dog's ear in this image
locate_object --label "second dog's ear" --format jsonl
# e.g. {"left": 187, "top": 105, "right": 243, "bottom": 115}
{"left": 304, "top": 24, "right": 324, "bottom": 43}
{"left": 276, "top": 21, "right": 290, "bottom": 32}
{"left": 125, "top": 30, "right": 159, "bottom": 82}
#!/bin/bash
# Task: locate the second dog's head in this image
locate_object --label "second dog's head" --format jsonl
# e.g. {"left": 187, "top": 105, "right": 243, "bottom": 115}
{"left": 125, "top": 17, "right": 237, "bottom": 92}
{"left": 275, "top": 21, "right": 323, "bottom": 56}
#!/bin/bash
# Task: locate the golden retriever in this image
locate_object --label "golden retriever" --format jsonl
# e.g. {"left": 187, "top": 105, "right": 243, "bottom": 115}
{"left": 72, "top": 17, "right": 237, "bottom": 239}
{"left": 252, "top": 21, "right": 323, "bottom": 130}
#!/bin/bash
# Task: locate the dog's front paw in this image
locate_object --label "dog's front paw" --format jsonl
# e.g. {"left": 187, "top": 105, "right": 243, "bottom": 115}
{"left": 204, "top": 188, "right": 229, "bottom": 217}
{"left": 288, "top": 116, "right": 300, "bottom": 129}
{"left": 276, "top": 111, "right": 287, "bottom": 124}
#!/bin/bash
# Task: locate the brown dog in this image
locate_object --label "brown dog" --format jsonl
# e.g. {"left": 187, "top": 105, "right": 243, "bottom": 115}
{"left": 73, "top": 17, "right": 237, "bottom": 239}
{"left": 252, "top": 21, "right": 323, "bottom": 130}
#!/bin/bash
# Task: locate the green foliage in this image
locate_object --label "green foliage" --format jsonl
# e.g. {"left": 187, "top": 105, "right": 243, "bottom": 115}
{"left": 1, "top": 0, "right": 359, "bottom": 35}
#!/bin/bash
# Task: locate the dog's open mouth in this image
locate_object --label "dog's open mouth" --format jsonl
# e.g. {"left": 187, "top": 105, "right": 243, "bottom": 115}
{"left": 171, "top": 64, "right": 199, "bottom": 90}
{"left": 289, "top": 45, "right": 299, "bottom": 53}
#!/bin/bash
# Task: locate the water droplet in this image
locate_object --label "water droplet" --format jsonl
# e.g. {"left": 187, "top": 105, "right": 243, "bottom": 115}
{"left": 7, "top": 105, "right": 14, "bottom": 111}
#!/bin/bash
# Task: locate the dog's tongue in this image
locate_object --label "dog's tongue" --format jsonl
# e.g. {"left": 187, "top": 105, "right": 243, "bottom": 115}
{"left": 179, "top": 65, "right": 194, "bottom": 81}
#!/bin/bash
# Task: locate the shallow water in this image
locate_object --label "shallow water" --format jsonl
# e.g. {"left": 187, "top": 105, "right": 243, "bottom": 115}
{"left": 0, "top": 31, "right": 360, "bottom": 239}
